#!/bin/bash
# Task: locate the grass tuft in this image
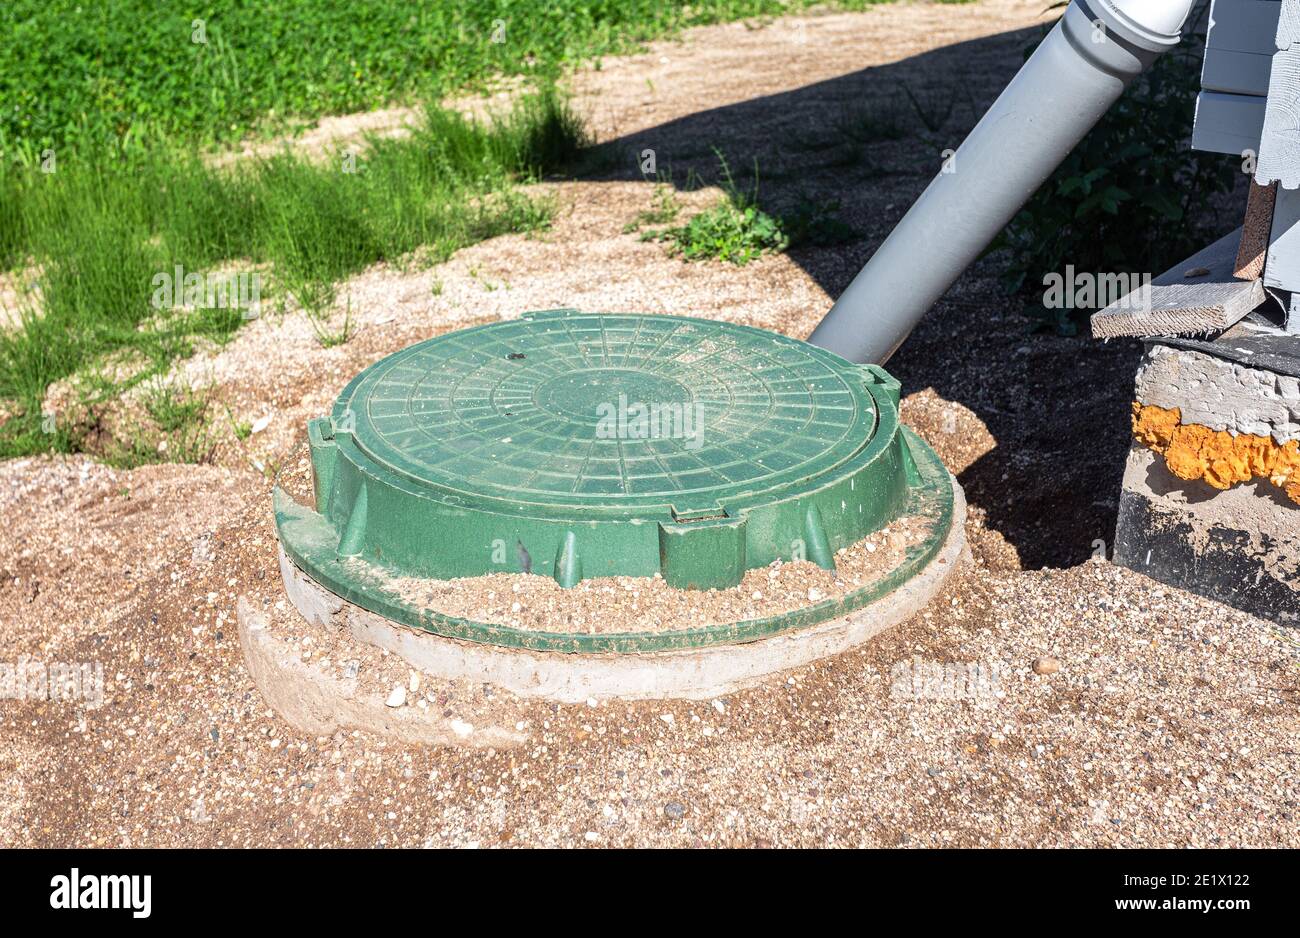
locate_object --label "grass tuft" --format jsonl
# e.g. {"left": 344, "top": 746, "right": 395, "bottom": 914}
{"left": 0, "top": 89, "right": 587, "bottom": 459}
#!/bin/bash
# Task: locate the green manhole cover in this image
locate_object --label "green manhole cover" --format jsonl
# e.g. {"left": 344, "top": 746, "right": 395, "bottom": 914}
{"left": 279, "top": 310, "right": 938, "bottom": 595}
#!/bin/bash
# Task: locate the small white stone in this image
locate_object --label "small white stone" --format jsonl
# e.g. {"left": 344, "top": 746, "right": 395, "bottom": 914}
{"left": 385, "top": 686, "right": 407, "bottom": 708}
{"left": 450, "top": 719, "right": 474, "bottom": 737}
{"left": 808, "top": 588, "right": 824, "bottom": 602}
{"left": 408, "top": 670, "right": 420, "bottom": 693}
{"left": 751, "top": 590, "right": 763, "bottom": 600}
{"left": 659, "top": 713, "right": 675, "bottom": 725}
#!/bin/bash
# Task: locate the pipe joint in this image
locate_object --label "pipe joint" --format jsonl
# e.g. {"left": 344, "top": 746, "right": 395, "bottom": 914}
{"left": 1080, "top": 0, "right": 1192, "bottom": 52}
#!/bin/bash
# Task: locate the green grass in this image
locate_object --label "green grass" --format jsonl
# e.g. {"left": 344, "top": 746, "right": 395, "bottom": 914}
{"left": 0, "top": 89, "right": 586, "bottom": 457}
{"left": 0, "top": 0, "right": 895, "bottom": 462}
{"left": 0, "top": 0, "right": 897, "bottom": 160}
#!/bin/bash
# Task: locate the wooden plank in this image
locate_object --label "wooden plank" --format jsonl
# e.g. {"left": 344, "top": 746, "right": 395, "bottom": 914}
{"left": 1265, "top": 184, "right": 1300, "bottom": 290}
{"left": 1192, "top": 91, "right": 1268, "bottom": 155}
{"left": 1256, "top": 49, "right": 1300, "bottom": 185}
{"left": 1202, "top": 48, "right": 1273, "bottom": 95}
{"left": 1236, "top": 180, "right": 1278, "bottom": 279}
{"left": 1091, "top": 230, "right": 1266, "bottom": 339}
{"left": 1207, "top": 0, "right": 1282, "bottom": 56}
{"left": 1277, "top": 0, "right": 1300, "bottom": 49}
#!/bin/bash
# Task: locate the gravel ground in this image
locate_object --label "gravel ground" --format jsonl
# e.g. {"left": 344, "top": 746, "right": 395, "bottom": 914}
{"left": 385, "top": 513, "right": 932, "bottom": 635}
{"left": 2, "top": 1, "right": 1297, "bottom": 847}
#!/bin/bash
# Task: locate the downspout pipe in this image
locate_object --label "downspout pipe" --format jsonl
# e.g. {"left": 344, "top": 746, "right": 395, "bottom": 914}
{"left": 807, "top": 0, "right": 1197, "bottom": 365}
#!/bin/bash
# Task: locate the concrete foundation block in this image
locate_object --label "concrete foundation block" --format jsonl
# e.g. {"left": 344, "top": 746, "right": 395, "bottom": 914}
{"left": 1114, "top": 445, "right": 1299, "bottom": 625}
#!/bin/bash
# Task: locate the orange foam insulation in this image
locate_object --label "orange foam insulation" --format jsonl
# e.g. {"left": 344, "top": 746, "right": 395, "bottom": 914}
{"left": 1132, "top": 403, "right": 1300, "bottom": 506}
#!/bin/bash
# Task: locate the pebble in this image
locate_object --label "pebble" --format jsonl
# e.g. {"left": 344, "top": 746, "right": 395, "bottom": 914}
{"left": 1033, "top": 656, "right": 1062, "bottom": 675}
{"left": 385, "top": 686, "right": 407, "bottom": 708}
{"left": 664, "top": 801, "right": 686, "bottom": 819}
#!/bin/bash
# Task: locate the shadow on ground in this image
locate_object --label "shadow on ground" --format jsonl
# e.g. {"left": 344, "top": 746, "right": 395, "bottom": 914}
{"left": 575, "top": 22, "right": 1246, "bottom": 571}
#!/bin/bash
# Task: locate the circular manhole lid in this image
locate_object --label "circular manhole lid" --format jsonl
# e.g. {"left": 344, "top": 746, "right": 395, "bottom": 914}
{"left": 280, "top": 310, "right": 927, "bottom": 591}
{"left": 345, "top": 310, "right": 875, "bottom": 513}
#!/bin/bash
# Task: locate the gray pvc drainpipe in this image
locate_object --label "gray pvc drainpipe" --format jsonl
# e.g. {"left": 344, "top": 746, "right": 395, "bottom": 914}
{"left": 807, "top": 0, "right": 1196, "bottom": 365}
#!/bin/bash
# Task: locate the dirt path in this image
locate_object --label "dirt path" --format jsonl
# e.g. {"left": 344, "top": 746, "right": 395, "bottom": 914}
{"left": 3, "top": 0, "right": 1297, "bottom": 848}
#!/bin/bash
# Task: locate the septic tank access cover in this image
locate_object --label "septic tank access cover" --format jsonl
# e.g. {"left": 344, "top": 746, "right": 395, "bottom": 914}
{"left": 274, "top": 309, "right": 959, "bottom": 659}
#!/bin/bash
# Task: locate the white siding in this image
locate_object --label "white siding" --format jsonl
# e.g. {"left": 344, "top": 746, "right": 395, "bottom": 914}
{"left": 1206, "top": 0, "right": 1282, "bottom": 55}
{"left": 1202, "top": 48, "right": 1274, "bottom": 95}
{"left": 1192, "top": 91, "right": 1269, "bottom": 156}
{"left": 1194, "top": 0, "right": 1282, "bottom": 154}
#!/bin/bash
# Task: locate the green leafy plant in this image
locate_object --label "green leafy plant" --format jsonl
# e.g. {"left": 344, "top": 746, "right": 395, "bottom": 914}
{"left": 645, "top": 152, "right": 789, "bottom": 265}
{"left": 994, "top": 0, "right": 1234, "bottom": 333}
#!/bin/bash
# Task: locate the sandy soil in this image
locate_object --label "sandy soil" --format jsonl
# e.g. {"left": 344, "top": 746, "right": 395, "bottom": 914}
{"left": 3, "top": 0, "right": 1297, "bottom": 848}
{"left": 386, "top": 512, "right": 933, "bottom": 635}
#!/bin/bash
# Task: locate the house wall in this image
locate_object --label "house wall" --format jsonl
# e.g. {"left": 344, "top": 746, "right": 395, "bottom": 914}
{"left": 1193, "top": 0, "right": 1300, "bottom": 296}
{"left": 1192, "top": 0, "right": 1280, "bottom": 156}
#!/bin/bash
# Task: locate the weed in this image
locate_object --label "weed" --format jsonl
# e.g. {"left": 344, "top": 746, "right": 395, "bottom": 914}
{"left": 623, "top": 186, "right": 682, "bottom": 233}
{"left": 308, "top": 297, "right": 356, "bottom": 349}
{"left": 644, "top": 152, "right": 788, "bottom": 265}
{"left": 639, "top": 152, "right": 855, "bottom": 262}
{"left": 143, "top": 378, "right": 209, "bottom": 433}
